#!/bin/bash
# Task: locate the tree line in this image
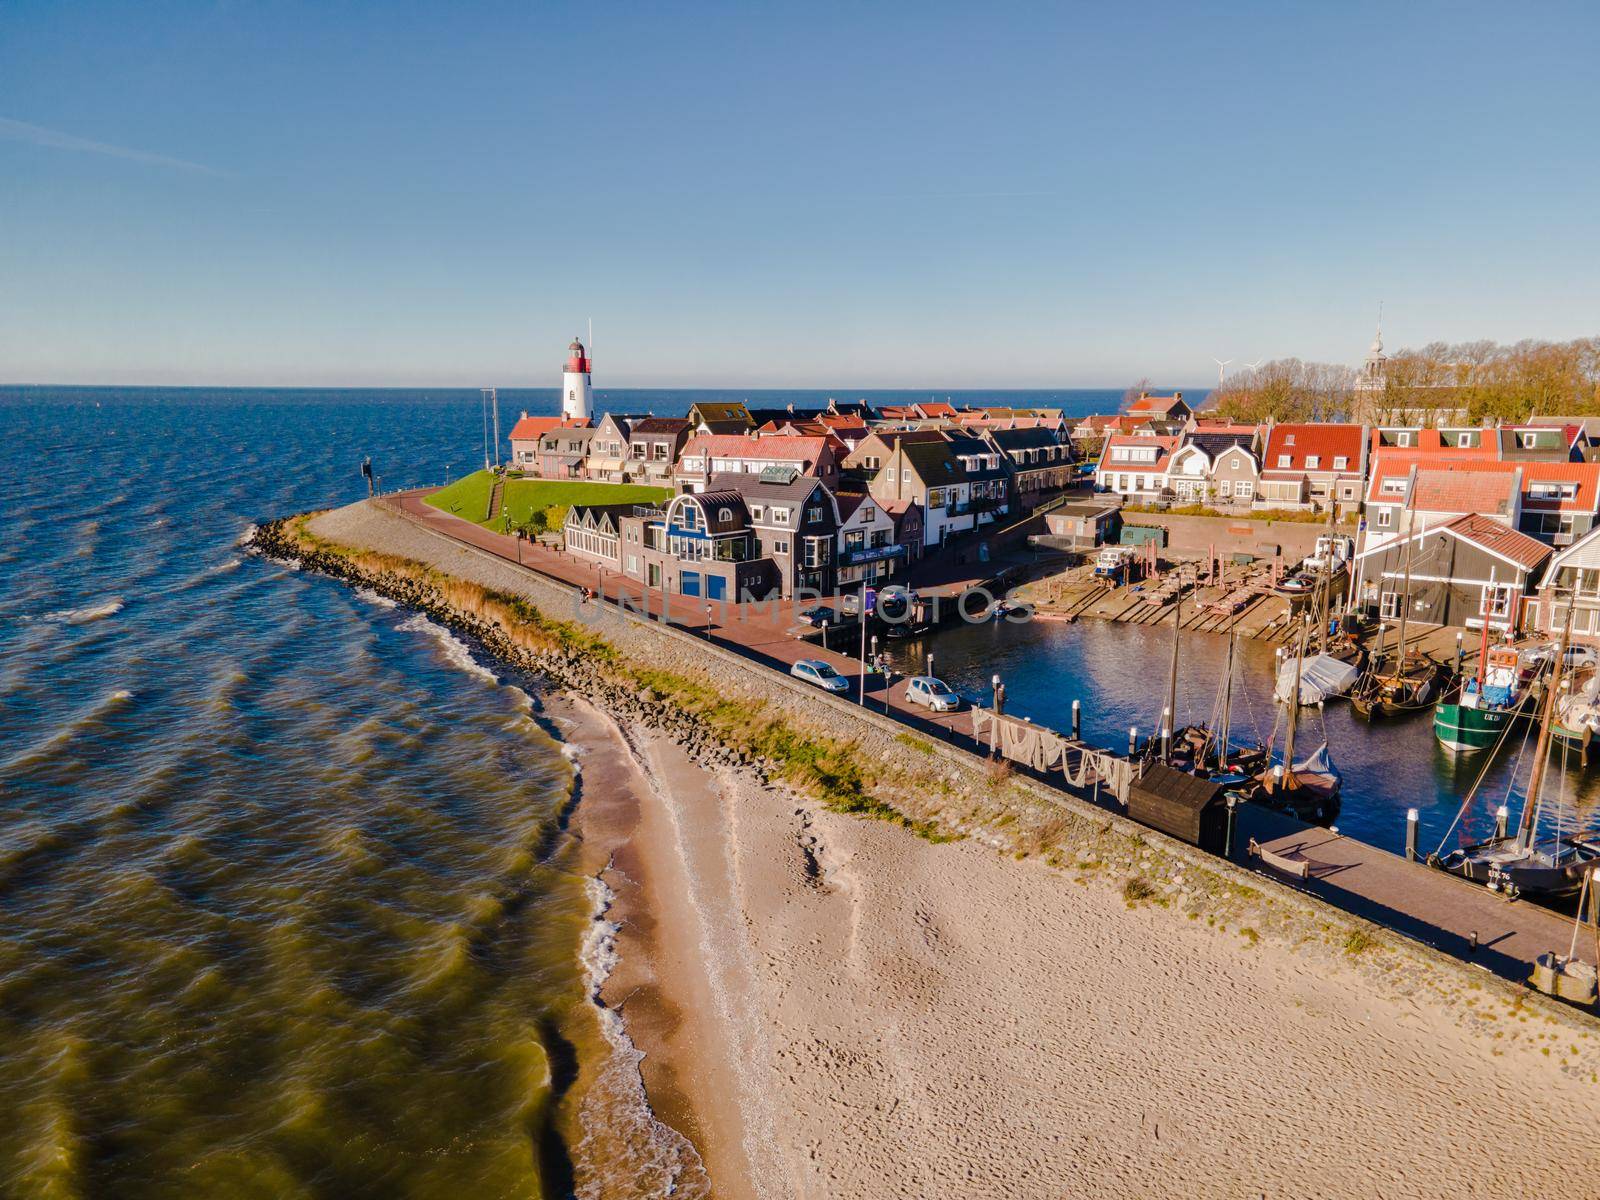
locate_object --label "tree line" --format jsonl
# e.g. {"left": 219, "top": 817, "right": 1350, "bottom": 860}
{"left": 1191, "top": 336, "right": 1600, "bottom": 425}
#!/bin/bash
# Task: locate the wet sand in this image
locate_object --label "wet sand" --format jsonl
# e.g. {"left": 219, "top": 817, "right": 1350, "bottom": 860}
{"left": 570, "top": 707, "right": 1600, "bottom": 1199}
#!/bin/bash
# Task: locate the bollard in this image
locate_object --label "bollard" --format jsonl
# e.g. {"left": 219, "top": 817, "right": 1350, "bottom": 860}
{"left": 1405, "top": 808, "right": 1419, "bottom": 862}
{"left": 926, "top": 652, "right": 934, "bottom": 678}
{"left": 1495, "top": 805, "right": 1509, "bottom": 839}
{"left": 996, "top": 684, "right": 1006, "bottom": 716}
{"left": 992, "top": 673, "right": 1002, "bottom": 716}
{"left": 1468, "top": 930, "right": 1479, "bottom": 953}
{"left": 1161, "top": 706, "right": 1171, "bottom": 760}
{"left": 1071, "top": 699, "right": 1081, "bottom": 740}
{"left": 1225, "top": 795, "right": 1238, "bottom": 858}
{"left": 1129, "top": 726, "right": 1138, "bottom": 756}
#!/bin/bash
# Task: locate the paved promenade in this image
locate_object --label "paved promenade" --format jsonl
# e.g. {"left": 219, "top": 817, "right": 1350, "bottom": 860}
{"left": 381, "top": 488, "right": 1594, "bottom": 992}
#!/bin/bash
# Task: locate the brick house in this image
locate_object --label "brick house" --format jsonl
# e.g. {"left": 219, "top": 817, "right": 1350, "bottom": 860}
{"left": 1256, "top": 423, "right": 1368, "bottom": 513}
{"left": 508, "top": 414, "right": 588, "bottom": 474}
{"left": 675, "top": 433, "right": 844, "bottom": 493}
{"left": 625, "top": 417, "right": 692, "bottom": 487}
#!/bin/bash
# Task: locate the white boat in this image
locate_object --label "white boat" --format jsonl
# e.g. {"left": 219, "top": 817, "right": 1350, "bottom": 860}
{"left": 1274, "top": 653, "right": 1359, "bottom": 705}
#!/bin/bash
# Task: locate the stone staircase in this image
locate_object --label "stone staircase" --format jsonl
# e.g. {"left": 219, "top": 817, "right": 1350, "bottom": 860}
{"left": 486, "top": 476, "right": 505, "bottom": 523}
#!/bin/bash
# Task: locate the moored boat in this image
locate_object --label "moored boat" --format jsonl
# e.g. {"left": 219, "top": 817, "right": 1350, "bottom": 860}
{"left": 1433, "top": 642, "right": 1540, "bottom": 752}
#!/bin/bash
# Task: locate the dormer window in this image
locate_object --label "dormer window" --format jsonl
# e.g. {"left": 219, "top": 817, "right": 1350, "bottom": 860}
{"left": 1285, "top": 434, "right": 1296, "bottom": 446}
{"left": 718, "top": 507, "right": 734, "bottom": 523}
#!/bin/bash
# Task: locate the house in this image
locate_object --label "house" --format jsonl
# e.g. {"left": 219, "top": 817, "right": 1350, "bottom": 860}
{"left": 586, "top": 414, "right": 646, "bottom": 483}
{"left": 686, "top": 401, "right": 754, "bottom": 437}
{"left": 537, "top": 424, "right": 595, "bottom": 480}
{"left": 1125, "top": 391, "right": 1192, "bottom": 423}
{"left": 880, "top": 499, "right": 925, "bottom": 565}
{"left": 621, "top": 489, "right": 771, "bottom": 602}
{"left": 1362, "top": 457, "right": 1600, "bottom": 551}
{"left": 877, "top": 401, "right": 959, "bottom": 422}
{"left": 508, "top": 413, "right": 588, "bottom": 473}
{"left": 989, "top": 426, "right": 1075, "bottom": 497}
{"left": 625, "top": 417, "right": 692, "bottom": 486}
{"left": 1351, "top": 513, "right": 1552, "bottom": 634}
{"left": 1093, "top": 434, "right": 1182, "bottom": 502}
{"left": 674, "top": 433, "right": 844, "bottom": 493}
{"left": 853, "top": 432, "right": 973, "bottom": 548}
{"left": 1530, "top": 524, "right": 1600, "bottom": 645}
{"left": 563, "top": 503, "right": 638, "bottom": 565}
{"left": 709, "top": 470, "right": 840, "bottom": 597}
{"left": 946, "top": 429, "right": 1013, "bottom": 528}
{"left": 1070, "top": 414, "right": 1121, "bottom": 452}
{"left": 834, "top": 492, "right": 905, "bottom": 588}
{"left": 1256, "top": 423, "right": 1367, "bottom": 512}
{"left": 1497, "top": 424, "right": 1584, "bottom": 462}
{"left": 1043, "top": 500, "right": 1122, "bottom": 549}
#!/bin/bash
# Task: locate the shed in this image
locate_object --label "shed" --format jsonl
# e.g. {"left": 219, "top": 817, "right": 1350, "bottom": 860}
{"left": 1119, "top": 524, "right": 1168, "bottom": 548}
{"left": 1126, "top": 763, "right": 1228, "bottom": 853}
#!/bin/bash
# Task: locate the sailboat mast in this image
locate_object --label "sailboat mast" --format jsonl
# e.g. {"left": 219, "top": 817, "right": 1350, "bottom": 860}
{"left": 1318, "top": 499, "right": 1337, "bottom": 654}
{"left": 1217, "top": 622, "right": 1237, "bottom": 772}
{"left": 1520, "top": 587, "right": 1578, "bottom": 847}
{"left": 1395, "top": 521, "right": 1416, "bottom": 673}
{"left": 1283, "top": 615, "right": 1310, "bottom": 782}
{"left": 1165, "top": 580, "right": 1182, "bottom": 760}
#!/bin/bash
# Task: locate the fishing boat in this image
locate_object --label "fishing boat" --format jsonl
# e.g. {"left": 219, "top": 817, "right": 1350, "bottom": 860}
{"left": 1552, "top": 648, "right": 1600, "bottom": 760}
{"left": 1348, "top": 518, "right": 1448, "bottom": 720}
{"left": 1434, "top": 593, "right": 1600, "bottom": 900}
{"left": 1433, "top": 630, "right": 1542, "bottom": 752}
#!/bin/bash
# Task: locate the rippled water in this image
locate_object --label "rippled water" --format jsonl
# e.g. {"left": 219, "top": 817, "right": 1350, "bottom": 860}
{"left": 891, "top": 617, "right": 1600, "bottom": 853}
{"left": 0, "top": 383, "right": 1144, "bottom": 1196}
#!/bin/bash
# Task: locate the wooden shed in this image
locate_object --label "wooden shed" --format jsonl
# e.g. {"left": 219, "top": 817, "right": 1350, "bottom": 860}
{"left": 1126, "top": 763, "right": 1228, "bottom": 854}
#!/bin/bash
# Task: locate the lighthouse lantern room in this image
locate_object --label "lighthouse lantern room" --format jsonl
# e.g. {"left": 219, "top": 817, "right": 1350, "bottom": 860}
{"left": 562, "top": 338, "right": 593, "bottom": 421}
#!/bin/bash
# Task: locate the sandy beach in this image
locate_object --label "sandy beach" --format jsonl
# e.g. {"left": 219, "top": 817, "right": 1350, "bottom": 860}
{"left": 571, "top": 712, "right": 1600, "bottom": 1199}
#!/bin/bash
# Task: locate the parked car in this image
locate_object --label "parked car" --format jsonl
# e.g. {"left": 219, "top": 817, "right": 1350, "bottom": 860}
{"left": 798, "top": 605, "right": 836, "bottom": 627}
{"left": 905, "top": 675, "right": 961, "bottom": 712}
{"left": 790, "top": 659, "right": 850, "bottom": 693}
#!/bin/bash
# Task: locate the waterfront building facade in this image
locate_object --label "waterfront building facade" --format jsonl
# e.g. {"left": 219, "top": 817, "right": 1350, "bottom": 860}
{"left": 1351, "top": 513, "right": 1551, "bottom": 634}
{"left": 586, "top": 414, "right": 645, "bottom": 483}
{"left": 989, "top": 426, "right": 1075, "bottom": 497}
{"left": 1093, "top": 433, "right": 1181, "bottom": 503}
{"left": 508, "top": 414, "right": 588, "bottom": 473}
{"left": 834, "top": 492, "right": 905, "bottom": 588}
{"left": 1531, "top": 524, "right": 1600, "bottom": 644}
{"left": 536, "top": 424, "right": 595, "bottom": 480}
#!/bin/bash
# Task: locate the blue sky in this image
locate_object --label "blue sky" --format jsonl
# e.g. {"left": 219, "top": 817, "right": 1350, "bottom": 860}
{"left": 2, "top": 1, "right": 1596, "bottom": 388}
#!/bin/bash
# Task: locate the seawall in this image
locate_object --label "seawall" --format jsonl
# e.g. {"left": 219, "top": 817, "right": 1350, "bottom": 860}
{"left": 248, "top": 499, "right": 1600, "bottom": 1040}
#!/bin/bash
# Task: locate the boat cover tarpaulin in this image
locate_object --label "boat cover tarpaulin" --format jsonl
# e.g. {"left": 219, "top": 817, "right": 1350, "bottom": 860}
{"left": 1275, "top": 654, "right": 1359, "bottom": 705}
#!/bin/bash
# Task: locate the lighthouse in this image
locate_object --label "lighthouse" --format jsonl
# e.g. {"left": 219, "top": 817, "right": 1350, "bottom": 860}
{"left": 562, "top": 337, "right": 593, "bottom": 421}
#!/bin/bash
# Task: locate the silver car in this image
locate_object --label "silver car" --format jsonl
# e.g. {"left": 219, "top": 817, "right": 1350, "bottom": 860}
{"left": 790, "top": 659, "right": 850, "bottom": 693}
{"left": 906, "top": 675, "right": 961, "bottom": 712}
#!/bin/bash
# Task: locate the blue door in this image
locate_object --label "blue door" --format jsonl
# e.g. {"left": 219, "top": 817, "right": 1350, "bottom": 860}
{"left": 707, "top": 575, "right": 726, "bottom": 600}
{"left": 680, "top": 571, "right": 701, "bottom": 597}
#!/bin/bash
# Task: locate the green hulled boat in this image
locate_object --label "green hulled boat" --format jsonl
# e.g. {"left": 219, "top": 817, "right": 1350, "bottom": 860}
{"left": 1432, "top": 644, "right": 1536, "bottom": 753}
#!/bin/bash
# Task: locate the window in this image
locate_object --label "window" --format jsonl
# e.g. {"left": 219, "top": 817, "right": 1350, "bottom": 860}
{"left": 626, "top": 554, "right": 639, "bottom": 573}
{"left": 1374, "top": 507, "right": 1393, "bottom": 528}
{"left": 863, "top": 455, "right": 881, "bottom": 469}
{"left": 885, "top": 469, "right": 896, "bottom": 484}
{"left": 1397, "top": 431, "right": 1414, "bottom": 447}
{"left": 860, "top": 505, "right": 875, "bottom": 521}
{"left": 771, "top": 539, "right": 790, "bottom": 554}
{"left": 1236, "top": 482, "right": 1253, "bottom": 500}
{"left": 1218, "top": 480, "right": 1233, "bottom": 498}
{"left": 1305, "top": 455, "right": 1320, "bottom": 469}
{"left": 1528, "top": 481, "right": 1578, "bottom": 500}
{"left": 631, "top": 443, "right": 646, "bottom": 459}
{"left": 1519, "top": 432, "right": 1538, "bottom": 449}
{"left": 749, "top": 504, "right": 764, "bottom": 520}
{"left": 1481, "top": 584, "right": 1514, "bottom": 620}
{"left": 1458, "top": 433, "right": 1473, "bottom": 448}
{"left": 806, "top": 505, "right": 824, "bottom": 524}
{"left": 1380, "top": 591, "right": 1401, "bottom": 620}
{"left": 845, "top": 530, "right": 865, "bottom": 550}
{"left": 1380, "top": 477, "right": 1407, "bottom": 495}
{"left": 653, "top": 443, "right": 669, "bottom": 461}
{"left": 717, "top": 507, "right": 734, "bottom": 523}
{"left": 928, "top": 489, "right": 944, "bottom": 509}
{"left": 770, "top": 507, "right": 790, "bottom": 524}
{"left": 1333, "top": 456, "right": 1348, "bottom": 471}
{"left": 1285, "top": 434, "right": 1295, "bottom": 446}
{"left": 1276, "top": 455, "right": 1292, "bottom": 468}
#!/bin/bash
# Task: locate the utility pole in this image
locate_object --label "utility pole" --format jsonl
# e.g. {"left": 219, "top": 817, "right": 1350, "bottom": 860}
{"left": 483, "top": 388, "right": 500, "bottom": 470}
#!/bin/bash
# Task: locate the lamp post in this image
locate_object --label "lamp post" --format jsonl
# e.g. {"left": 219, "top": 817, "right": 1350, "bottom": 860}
{"left": 992, "top": 673, "right": 1003, "bottom": 716}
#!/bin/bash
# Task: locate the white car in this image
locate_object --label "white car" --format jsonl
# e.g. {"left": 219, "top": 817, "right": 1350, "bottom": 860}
{"left": 790, "top": 659, "right": 850, "bottom": 693}
{"left": 906, "top": 675, "right": 961, "bottom": 712}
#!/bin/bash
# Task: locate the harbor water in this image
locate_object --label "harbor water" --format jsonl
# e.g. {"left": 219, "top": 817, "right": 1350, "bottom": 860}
{"left": 887, "top": 615, "right": 1600, "bottom": 854}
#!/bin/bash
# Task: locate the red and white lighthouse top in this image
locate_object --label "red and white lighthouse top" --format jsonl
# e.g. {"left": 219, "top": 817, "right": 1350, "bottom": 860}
{"left": 565, "top": 339, "right": 591, "bottom": 374}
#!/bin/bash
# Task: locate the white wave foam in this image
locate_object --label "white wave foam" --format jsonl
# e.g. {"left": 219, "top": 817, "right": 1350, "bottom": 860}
{"left": 110, "top": 689, "right": 133, "bottom": 702}
{"left": 354, "top": 587, "right": 397, "bottom": 609}
{"left": 209, "top": 557, "right": 242, "bottom": 575}
{"left": 237, "top": 523, "right": 258, "bottom": 547}
{"left": 398, "top": 613, "right": 499, "bottom": 685}
{"left": 573, "top": 873, "right": 710, "bottom": 1200}
{"left": 38, "top": 598, "right": 124, "bottom": 625}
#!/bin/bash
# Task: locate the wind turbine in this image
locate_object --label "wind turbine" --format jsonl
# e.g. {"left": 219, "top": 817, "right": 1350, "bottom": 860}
{"left": 1244, "top": 358, "right": 1264, "bottom": 370}
{"left": 1211, "top": 356, "right": 1234, "bottom": 387}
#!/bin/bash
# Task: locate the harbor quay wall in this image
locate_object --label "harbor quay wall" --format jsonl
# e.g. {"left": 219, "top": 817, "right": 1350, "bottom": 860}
{"left": 250, "top": 499, "right": 1595, "bottom": 1031}
{"left": 1119, "top": 512, "right": 1329, "bottom": 562}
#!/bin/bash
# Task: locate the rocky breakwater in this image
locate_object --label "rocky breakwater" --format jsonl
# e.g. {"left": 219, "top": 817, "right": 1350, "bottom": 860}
{"left": 248, "top": 515, "right": 761, "bottom": 778}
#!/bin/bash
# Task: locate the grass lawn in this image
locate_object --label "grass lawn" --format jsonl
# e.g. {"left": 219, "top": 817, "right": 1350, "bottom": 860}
{"left": 424, "top": 470, "right": 672, "bottom": 532}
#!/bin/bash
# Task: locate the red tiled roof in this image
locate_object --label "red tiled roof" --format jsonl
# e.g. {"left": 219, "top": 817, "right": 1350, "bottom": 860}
{"left": 1409, "top": 467, "right": 1520, "bottom": 517}
{"left": 1260, "top": 424, "right": 1365, "bottom": 476}
{"left": 1441, "top": 513, "right": 1554, "bottom": 571}
{"left": 1368, "top": 455, "right": 1600, "bottom": 513}
{"left": 680, "top": 433, "right": 839, "bottom": 463}
{"left": 1518, "top": 460, "right": 1600, "bottom": 512}
{"left": 509, "top": 415, "right": 588, "bottom": 441}
{"left": 1365, "top": 448, "right": 1509, "bottom": 502}
{"left": 1095, "top": 433, "right": 1181, "bottom": 474}
{"left": 1127, "top": 394, "right": 1186, "bottom": 415}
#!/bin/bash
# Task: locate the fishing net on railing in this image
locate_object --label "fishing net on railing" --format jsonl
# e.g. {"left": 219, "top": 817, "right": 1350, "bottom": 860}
{"left": 971, "top": 709, "right": 1135, "bottom": 804}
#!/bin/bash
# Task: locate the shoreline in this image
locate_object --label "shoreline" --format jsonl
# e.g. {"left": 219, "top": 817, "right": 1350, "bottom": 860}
{"left": 250, "top": 499, "right": 1600, "bottom": 1197}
